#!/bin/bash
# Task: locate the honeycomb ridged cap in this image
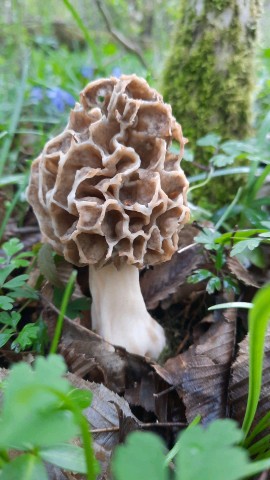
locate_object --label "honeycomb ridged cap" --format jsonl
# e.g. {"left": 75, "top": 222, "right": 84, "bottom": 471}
{"left": 27, "top": 75, "right": 190, "bottom": 268}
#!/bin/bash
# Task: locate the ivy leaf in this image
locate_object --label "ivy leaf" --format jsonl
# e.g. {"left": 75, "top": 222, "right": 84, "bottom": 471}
{"left": 175, "top": 420, "right": 248, "bottom": 480}
{"left": 231, "top": 238, "right": 261, "bottom": 256}
{"left": 3, "top": 274, "right": 29, "bottom": 289}
{"left": 2, "top": 238, "right": 24, "bottom": 257}
{"left": 112, "top": 431, "right": 169, "bottom": 480}
{"left": 11, "top": 323, "right": 40, "bottom": 352}
{"left": 197, "top": 133, "right": 221, "bottom": 148}
{"left": 0, "top": 296, "right": 14, "bottom": 311}
{"left": 0, "top": 453, "right": 48, "bottom": 480}
{"left": 188, "top": 269, "right": 213, "bottom": 284}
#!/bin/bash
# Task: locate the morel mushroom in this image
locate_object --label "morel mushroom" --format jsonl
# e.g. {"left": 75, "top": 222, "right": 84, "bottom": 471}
{"left": 27, "top": 75, "right": 190, "bottom": 358}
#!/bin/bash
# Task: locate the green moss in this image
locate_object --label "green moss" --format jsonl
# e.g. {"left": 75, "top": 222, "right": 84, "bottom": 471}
{"left": 162, "top": 0, "right": 261, "bottom": 208}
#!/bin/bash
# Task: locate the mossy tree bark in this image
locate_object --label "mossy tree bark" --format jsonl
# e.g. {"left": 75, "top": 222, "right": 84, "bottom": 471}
{"left": 162, "top": 1, "right": 262, "bottom": 209}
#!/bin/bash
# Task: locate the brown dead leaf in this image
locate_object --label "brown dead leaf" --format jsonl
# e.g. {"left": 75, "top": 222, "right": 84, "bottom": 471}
{"left": 43, "top": 307, "right": 154, "bottom": 398}
{"left": 227, "top": 256, "right": 259, "bottom": 288}
{"left": 153, "top": 307, "right": 237, "bottom": 424}
{"left": 140, "top": 224, "right": 208, "bottom": 310}
{"left": 229, "top": 329, "right": 270, "bottom": 428}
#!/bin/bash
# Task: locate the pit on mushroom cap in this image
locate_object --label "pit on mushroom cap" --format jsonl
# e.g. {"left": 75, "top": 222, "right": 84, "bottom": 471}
{"left": 27, "top": 74, "right": 190, "bottom": 358}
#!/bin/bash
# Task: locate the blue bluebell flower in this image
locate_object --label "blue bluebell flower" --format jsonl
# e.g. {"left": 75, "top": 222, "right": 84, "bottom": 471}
{"left": 46, "top": 87, "right": 75, "bottom": 112}
{"left": 30, "top": 87, "right": 44, "bottom": 103}
{"left": 80, "top": 65, "right": 94, "bottom": 79}
{"left": 111, "top": 66, "right": 122, "bottom": 78}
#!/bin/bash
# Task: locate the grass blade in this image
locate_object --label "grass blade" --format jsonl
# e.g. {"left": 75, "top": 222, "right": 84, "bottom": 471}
{"left": 0, "top": 54, "right": 29, "bottom": 177}
{"left": 242, "top": 284, "right": 270, "bottom": 439}
{"left": 49, "top": 270, "right": 77, "bottom": 354}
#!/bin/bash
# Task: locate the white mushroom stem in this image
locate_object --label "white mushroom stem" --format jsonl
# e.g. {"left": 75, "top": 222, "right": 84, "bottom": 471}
{"left": 89, "top": 263, "right": 166, "bottom": 358}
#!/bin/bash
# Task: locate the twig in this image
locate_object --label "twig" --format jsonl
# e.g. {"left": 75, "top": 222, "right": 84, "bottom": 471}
{"left": 94, "top": 0, "right": 149, "bottom": 71}
{"left": 92, "top": 421, "right": 186, "bottom": 434}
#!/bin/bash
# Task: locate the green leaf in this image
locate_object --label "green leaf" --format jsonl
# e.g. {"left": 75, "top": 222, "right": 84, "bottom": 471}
{"left": 196, "top": 133, "right": 221, "bottom": 148}
{"left": 183, "top": 148, "right": 194, "bottom": 162}
{"left": 0, "top": 355, "right": 79, "bottom": 449}
{"left": 188, "top": 269, "right": 213, "bottom": 284}
{"left": 112, "top": 431, "right": 169, "bottom": 480}
{"left": 2, "top": 238, "right": 23, "bottom": 257}
{"left": 3, "top": 274, "right": 29, "bottom": 289}
{"left": 242, "top": 284, "right": 270, "bottom": 438}
{"left": 11, "top": 323, "right": 40, "bottom": 351}
{"left": 68, "top": 389, "right": 92, "bottom": 409}
{"left": 103, "top": 43, "right": 117, "bottom": 56}
{"left": 40, "top": 444, "right": 87, "bottom": 474}
{"left": 0, "top": 296, "right": 14, "bottom": 311}
{"left": 210, "top": 154, "right": 235, "bottom": 167}
{"left": 0, "top": 266, "right": 15, "bottom": 287}
{"left": 194, "top": 228, "right": 220, "bottom": 250}
{"left": 231, "top": 238, "right": 261, "bottom": 256}
{"left": 208, "top": 302, "right": 253, "bottom": 311}
{"left": 0, "top": 330, "right": 14, "bottom": 348}
{"left": 0, "top": 454, "right": 48, "bottom": 480}
{"left": 206, "top": 276, "right": 222, "bottom": 294}
{"left": 8, "top": 285, "right": 39, "bottom": 300}
{"left": 0, "top": 311, "right": 20, "bottom": 328}
{"left": 175, "top": 420, "right": 248, "bottom": 480}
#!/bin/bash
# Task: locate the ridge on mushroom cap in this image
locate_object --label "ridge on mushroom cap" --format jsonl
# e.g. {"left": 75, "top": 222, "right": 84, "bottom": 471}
{"left": 27, "top": 74, "right": 190, "bottom": 269}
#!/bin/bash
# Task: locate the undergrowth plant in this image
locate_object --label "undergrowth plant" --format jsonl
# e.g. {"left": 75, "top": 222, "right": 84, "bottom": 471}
{"left": 0, "top": 355, "right": 98, "bottom": 480}
{"left": 111, "top": 284, "right": 270, "bottom": 480}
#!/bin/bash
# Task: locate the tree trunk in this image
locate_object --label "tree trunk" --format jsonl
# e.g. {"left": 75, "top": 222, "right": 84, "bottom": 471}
{"left": 162, "top": 0, "right": 262, "bottom": 144}
{"left": 162, "top": 0, "right": 262, "bottom": 209}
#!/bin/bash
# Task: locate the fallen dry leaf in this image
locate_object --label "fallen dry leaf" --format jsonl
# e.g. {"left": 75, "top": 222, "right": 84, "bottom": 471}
{"left": 153, "top": 307, "right": 237, "bottom": 424}
{"left": 227, "top": 256, "right": 259, "bottom": 288}
{"left": 140, "top": 224, "right": 208, "bottom": 310}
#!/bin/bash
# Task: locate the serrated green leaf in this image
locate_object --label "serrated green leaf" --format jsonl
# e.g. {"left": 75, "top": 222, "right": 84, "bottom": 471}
{"left": 231, "top": 238, "right": 261, "bottom": 256}
{"left": 0, "top": 296, "right": 14, "bottom": 310}
{"left": 11, "top": 323, "right": 39, "bottom": 351}
{"left": 175, "top": 420, "right": 247, "bottom": 480}
{"left": 0, "top": 330, "right": 14, "bottom": 348}
{"left": 0, "top": 355, "right": 79, "bottom": 449}
{"left": 0, "top": 454, "right": 48, "bottom": 480}
{"left": 196, "top": 133, "right": 221, "bottom": 148}
{"left": 0, "top": 266, "right": 15, "bottom": 287}
{"left": 194, "top": 228, "right": 220, "bottom": 250}
{"left": 206, "top": 276, "right": 222, "bottom": 294}
{"left": 3, "top": 274, "right": 29, "bottom": 289}
{"left": 112, "top": 431, "right": 169, "bottom": 480}
{"left": 188, "top": 269, "right": 213, "bottom": 284}
{"left": 2, "top": 238, "right": 24, "bottom": 257}
{"left": 0, "top": 311, "right": 21, "bottom": 328}
{"left": 40, "top": 444, "right": 87, "bottom": 473}
{"left": 38, "top": 244, "right": 61, "bottom": 287}
{"left": 8, "top": 285, "right": 39, "bottom": 300}
{"left": 211, "top": 154, "right": 235, "bottom": 167}
{"left": 68, "top": 388, "right": 92, "bottom": 409}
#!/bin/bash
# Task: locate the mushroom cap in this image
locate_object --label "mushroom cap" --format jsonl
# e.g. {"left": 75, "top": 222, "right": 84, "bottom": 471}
{"left": 27, "top": 75, "right": 190, "bottom": 268}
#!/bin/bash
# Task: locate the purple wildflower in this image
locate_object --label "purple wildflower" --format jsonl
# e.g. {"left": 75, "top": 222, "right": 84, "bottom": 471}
{"left": 30, "top": 87, "right": 44, "bottom": 103}
{"left": 111, "top": 67, "right": 122, "bottom": 78}
{"left": 46, "top": 87, "right": 75, "bottom": 112}
{"left": 80, "top": 66, "right": 94, "bottom": 79}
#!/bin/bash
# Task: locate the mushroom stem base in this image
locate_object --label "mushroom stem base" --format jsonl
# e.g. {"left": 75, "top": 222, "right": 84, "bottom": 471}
{"left": 89, "top": 263, "right": 166, "bottom": 358}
